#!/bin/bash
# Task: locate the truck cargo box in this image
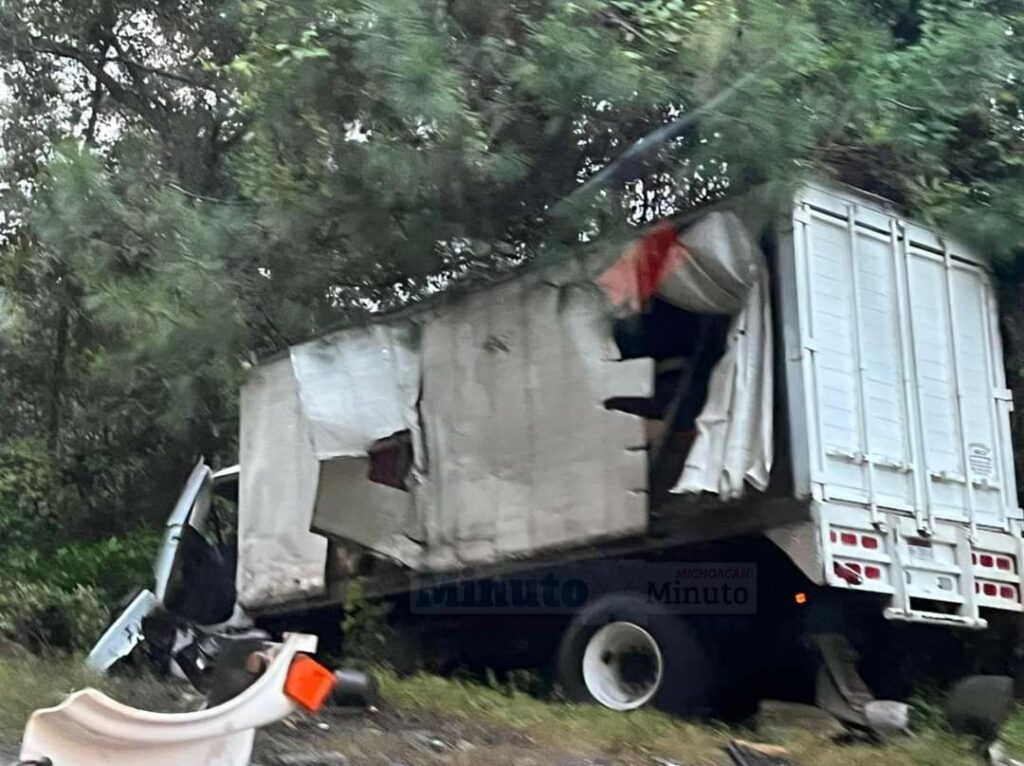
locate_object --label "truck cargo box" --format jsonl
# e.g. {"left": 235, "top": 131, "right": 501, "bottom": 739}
{"left": 235, "top": 181, "right": 1023, "bottom": 629}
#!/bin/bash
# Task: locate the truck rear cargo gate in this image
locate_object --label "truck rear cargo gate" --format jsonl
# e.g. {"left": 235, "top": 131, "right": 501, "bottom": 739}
{"left": 781, "top": 183, "right": 1023, "bottom": 627}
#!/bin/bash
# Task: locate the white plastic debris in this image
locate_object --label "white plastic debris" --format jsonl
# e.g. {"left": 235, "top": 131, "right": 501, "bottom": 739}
{"left": 20, "top": 633, "right": 318, "bottom": 766}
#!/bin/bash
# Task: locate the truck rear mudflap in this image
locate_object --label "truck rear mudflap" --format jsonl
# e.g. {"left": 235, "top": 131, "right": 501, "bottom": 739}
{"left": 819, "top": 500, "right": 1024, "bottom": 629}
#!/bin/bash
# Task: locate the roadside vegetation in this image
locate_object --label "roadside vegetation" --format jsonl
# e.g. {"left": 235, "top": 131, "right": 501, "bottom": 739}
{"left": 0, "top": 439, "right": 156, "bottom": 652}
{"left": 0, "top": 651, "right": 1003, "bottom": 765}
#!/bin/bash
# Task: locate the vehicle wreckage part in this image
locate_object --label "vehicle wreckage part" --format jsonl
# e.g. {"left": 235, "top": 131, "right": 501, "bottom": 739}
{"left": 725, "top": 739, "right": 793, "bottom": 766}
{"left": 155, "top": 460, "right": 213, "bottom": 604}
{"left": 332, "top": 669, "right": 379, "bottom": 707}
{"left": 944, "top": 674, "right": 1014, "bottom": 741}
{"left": 19, "top": 633, "right": 321, "bottom": 766}
{"left": 811, "top": 632, "right": 909, "bottom": 738}
{"left": 85, "top": 589, "right": 158, "bottom": 672}
{"left": 283, "top": 654, "right": 337, "bottom": 711}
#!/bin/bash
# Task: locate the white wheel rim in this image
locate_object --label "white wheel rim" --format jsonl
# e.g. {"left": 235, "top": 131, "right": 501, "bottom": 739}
{"left": 581, "top": 621, "right": 664, "bottom": 711}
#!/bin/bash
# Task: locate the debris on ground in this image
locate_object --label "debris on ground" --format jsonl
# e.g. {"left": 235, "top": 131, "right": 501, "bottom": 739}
{"left": 259, "top": 753, "right": 349, "bottom": 766}
{"left": 945, "top": 675, "right": 1015, "bottom": 741}
{"left": 16, "top": 633, "right": 331, "bottom": 766}
{"left": 725, "top": 739, "right": 794, "bottom": 766}
{"left": 810, "top": 633, "right": 910, "bottom": 740}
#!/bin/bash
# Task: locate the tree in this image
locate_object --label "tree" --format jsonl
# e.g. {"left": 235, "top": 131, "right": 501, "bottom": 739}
{"left": 3, "top": 0, "right": 1024, "bottom": 536}
{"left": 0, "top": 0, "right": 246, "bottom": 529}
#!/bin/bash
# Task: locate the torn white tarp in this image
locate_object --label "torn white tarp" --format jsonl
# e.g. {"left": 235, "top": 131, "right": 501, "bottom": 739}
{"left": 669, "top": 213, "right": 773, "bottom": 497}
{"left": 598, "top": 210, "right": 773, "bottom": 499}
{"left": 237, "top": 355, "right": 327, "bottom": 609}
{"left": 671, "top": 260, "right": 773, "bottom": 497}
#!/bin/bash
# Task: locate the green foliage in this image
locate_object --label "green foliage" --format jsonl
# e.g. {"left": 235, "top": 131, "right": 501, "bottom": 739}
{"left": 6, "top": 528, "right": 159, "bottom": 597}
{"left": 32, "top": 145, "right": 249, "bottom": 432}
{"left": 0, "top": 438, "right": 75, "bottom": 548}
{"left": 0, "top": 433, "right": 159, "bottom": 597}
{"left": 0, "top": 580, "right": 109, "bottom": 652}
{"left": 340, "top": 580, "right": 395, "bottom": 664}
{"left": 47, "top": 529, "right": 161, "bottom": 600}
{"left": 375, "top": 666, "right": 980, "bottom": 764}
{"left": 4, "top": 0, "right": 1024, "bottom": 560}
{"left": 0, "top": 525, "right": 157, "bottom": 653}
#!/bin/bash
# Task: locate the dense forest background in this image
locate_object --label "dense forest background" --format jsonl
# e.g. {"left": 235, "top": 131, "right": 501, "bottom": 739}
{"left": 3, "top": 0, "right": 1024, "bottom": 645}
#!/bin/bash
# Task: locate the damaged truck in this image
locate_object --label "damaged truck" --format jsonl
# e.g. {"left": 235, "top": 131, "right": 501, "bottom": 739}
{"left": 96, "top": 181, "right": 1024, "bottom": 719}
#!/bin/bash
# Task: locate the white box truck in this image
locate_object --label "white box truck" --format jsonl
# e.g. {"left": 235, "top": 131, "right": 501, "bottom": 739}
{"left": 110, "top": 181, "right": 1024, "bottom": 717}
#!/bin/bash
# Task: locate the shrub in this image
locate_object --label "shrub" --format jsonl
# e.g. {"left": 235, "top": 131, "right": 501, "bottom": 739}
{"left": 4, "top": 527, "right": 161, "bottom": 603}
{"left": 0, "top": 438, "right": 75, "bottom": 550}
{"left": 47, "top": 528, "right": 161, "bottom": 600}
{"left": 0, "top": 580, "right": 109, "bottom": 653}
{"left": 341, "top": 580, "right": 395, "bottom": 663}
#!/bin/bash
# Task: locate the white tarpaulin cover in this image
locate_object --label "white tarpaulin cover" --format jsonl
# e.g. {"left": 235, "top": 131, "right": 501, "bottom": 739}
{"left": 597, "top": 210, "right": 774, "bottom": 499}
{"left": 668, "top": 213, "right": 773, "bottom": 497}
{"left": 670, "top": 262, "right": 773, "bottom": 497}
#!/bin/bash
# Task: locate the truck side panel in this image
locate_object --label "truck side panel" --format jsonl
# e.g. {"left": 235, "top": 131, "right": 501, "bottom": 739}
{"left": 237, "top": 355, "right": 328, "bottom": 610}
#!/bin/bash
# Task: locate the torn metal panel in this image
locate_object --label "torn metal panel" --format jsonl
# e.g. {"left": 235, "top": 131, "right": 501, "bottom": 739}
{"left": 289, "top": 322, "right": 421, "bottom": 460}
{"left": 311, "top": 456, "right": 423, "bottom": 565}
{"left": 85, "top": 589, "right": 159, "bottom": 672}
{"left": 416, "top": 261, "right": 650, "bottom": 570}
{"left": 598, "top": 211, "right": 761, "bottom": 315}
{"left": 662, "top": 211, "right": 762, "bottom": 313}
{"left": 238, "top": 356, "right": 327, "bottom": 609}
{"left": 154, "top": 460, "right": 211, "bottom": 604}
{"left": 765, "top": 521, "right": 825, "bottom": 585}
{"left": 291, "top": 322, "right": 425, "bottom": 567}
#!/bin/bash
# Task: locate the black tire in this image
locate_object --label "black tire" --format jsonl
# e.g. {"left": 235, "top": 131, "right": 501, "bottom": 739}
{"left": 556, "top": 592, "right": 716, "bottom": 715}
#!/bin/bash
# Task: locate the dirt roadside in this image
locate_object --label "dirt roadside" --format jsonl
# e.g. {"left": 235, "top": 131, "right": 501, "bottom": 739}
{"left": 0, "top": 658, "right": 1006, "bottom": 766}
{"left": 255, "top": 706, "right": 628, "bottom": 766}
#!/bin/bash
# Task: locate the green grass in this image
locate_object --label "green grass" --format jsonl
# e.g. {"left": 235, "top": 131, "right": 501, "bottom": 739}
{"left": 379, "top": 666, "right": 728, "bottom": 757}
{"left": 376, "top": 668, "right": 991, "bottom": 765}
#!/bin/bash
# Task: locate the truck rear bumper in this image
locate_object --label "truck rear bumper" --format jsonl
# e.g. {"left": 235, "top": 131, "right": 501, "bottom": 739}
{"left": 815, "top": 499, "right": 1024, "bottom": 629}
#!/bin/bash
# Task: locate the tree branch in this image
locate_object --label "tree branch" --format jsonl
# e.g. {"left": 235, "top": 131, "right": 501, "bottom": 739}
{"left": 83, "top": 72, "right": 105, "bottom": 146}
{"left": 28, "top": 39, "right": 171, "bottom": 135}
{"left": 108, "top": 42, "right": 219, "bottom": 91}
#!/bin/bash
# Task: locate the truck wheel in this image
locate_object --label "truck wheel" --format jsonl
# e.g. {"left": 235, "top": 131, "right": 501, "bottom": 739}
{"left": 557, "top": 592, "right": 714, "bottom": 714}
